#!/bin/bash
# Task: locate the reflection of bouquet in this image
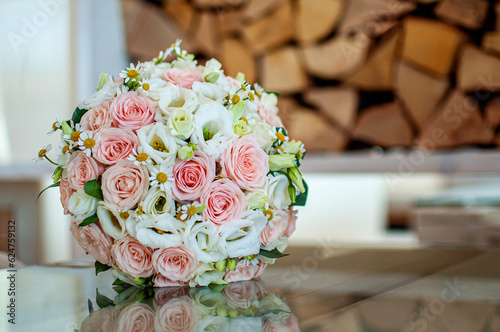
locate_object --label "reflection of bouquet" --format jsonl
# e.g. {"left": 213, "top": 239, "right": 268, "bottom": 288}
{"left": 79, "top": 280, "right": 299, "bottom": 331}
{"left": 37, "top": 40, "right": 307, "bottom": 287}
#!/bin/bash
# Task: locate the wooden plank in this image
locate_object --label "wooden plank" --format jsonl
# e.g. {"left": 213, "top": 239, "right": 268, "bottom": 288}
{"left": 294, "top": 0, "right": 344, "bottom": 44}
{"left": 485, "top": 98, "right": 500, "bottom": 127}
{"left": 457, "top": 45, "right": 500, "bottom": 92}
{"left": 193, "top": 12, "right": 219, "bottom": 57}
{"left": 220, "top": 38, "right": 256, "bottom": 83}
{"left": 193, "top": 0, "right": 245, "bottom": 9}
{"left": 434, "top": 0, "right": 489, "bottom": 30}
{"left": 163, "top": 0, "right": 195, "bottom": 32}
{"left": 261, "top": 46, "right": 308, "bottom": 94}
{"left": 482, "top": 32, "right": 500, "bottom": 56}
{"left": 217, "top": 9, "right": 243, "bottom": 36}
{"left": 243, "top": 0, "right": 287, "bottom": 21}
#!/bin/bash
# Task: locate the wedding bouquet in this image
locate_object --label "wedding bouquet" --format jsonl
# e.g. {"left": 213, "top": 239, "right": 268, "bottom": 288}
{"left": 79, "top": 280, "right": 299, "bottom": 331}
{"left": 37, "top": 40, "right": 307, "bottom": 287}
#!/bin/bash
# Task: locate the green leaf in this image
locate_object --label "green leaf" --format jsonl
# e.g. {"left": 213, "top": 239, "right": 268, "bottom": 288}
{"left": 96, "top": 289, "right": 114, "bottom": 309}
{"left": 292, "top": 179, "right": 308, "bottom": 207}
{"left": 209, "top": 283, "right": 228, "bottom": 293}
{"left": 87, "top": 298, "right": 94, "bottom": 314}
{"left": 72, "top": 107, "right": 88, "bottom": 124}
{"left": 36, "top": 181, "right": 60, "bottom": 203}
{"left": 268, "top": 91, "right": 281, "bottom": 97}
{"left": 95, "top": 261, "right": 111, "bottom": 275}
{"left": 84, "top": 180, "right": 103, "bottom": 200}
{"left": 112, "top": 279, "right": 126, "bottom": 286}
{"left": 113, "top": 284, "right": 132, "bottom": 294}
{"left": 259, "top": 248, "right": 289, "bottom": 259}
{"left": 79, "top": 214, "right": 98, "bottom": 227}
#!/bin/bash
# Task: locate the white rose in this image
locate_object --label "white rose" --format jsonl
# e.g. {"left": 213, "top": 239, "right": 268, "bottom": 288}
{"left": 191, "top": 104, "right": 237, "bottom": 159}
{"left": 167, "top": 108, "right": 195, "bottom": 140}
{"left": 189, "top": 263, "right": 225, "bottom": 287}
{"left": 192, "top": 82, "right": 227, "bottom": 105}
{"left": 217, "top": 218, "right": 260, "bottom": 259}
{"left": 137, "top": 122, "right": 185, "bottom": 166}
{"left": 78, "top": 77, "right": 122, "bottom": 109}
{"left": 246, "top": 189, "right": 269, "bottom": 210}
{"left": 265, "top": 173, "right": 291, "bottom": 210}
{"left": 140, "top": 187, "right": 176, "bottom": 217}
{"left": 96, "top": 201, "right": 129, "bottom": 239}
{"left": 68, "top": 190, "right": 98, "bottom": 220}
{"left": 157, "top": 84, "right": 199, "bottom": 119}
{"left": 135, "top": 214, "right": 185, "bottom": 248}
{"left": 184, "top": 222, "right": 222, "bottom": 263}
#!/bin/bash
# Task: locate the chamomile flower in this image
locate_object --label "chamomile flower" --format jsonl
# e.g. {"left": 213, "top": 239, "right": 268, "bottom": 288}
{"left": 134, "top": 205, "right": 148, "bottom": 221}
{"left": 165, "top": 39, "right": 182, "bottom": 58}
{"left": 149, "top": 165, "right": 174, "bottom": 192}
{"left": 127, "top": 149, "right": 152, "bottom": 166}
{"left": 120, "top": 62, "right": 142, "bottom": 83}
{"left": 34, "top": 144, "right": 52, "bottom": 162}
{"left": 77, "top": 131, "right": 99, "bottom": 157}
{"left": 47, "top": 115, "right": 62, "bottom": 135}
{"left": 176, "top": 202, "right": 204, "bottom": 222}
{"left": 63, "top": 123, "right": 82, "bottom": 142}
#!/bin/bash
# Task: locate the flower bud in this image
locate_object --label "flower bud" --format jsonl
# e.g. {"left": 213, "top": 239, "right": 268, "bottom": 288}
{"left": 227, "top": 258, "right": 237, "bottom": 271}
{"left": 288, "top": 166, "right": 305, "bottom": 193}
{"left": 97, "top": 73, "right": 108, "bottom": 91}
{"left": 216, "top": 306, "right": 229, "bottom": 317}
{"left": 53, "top": 166, "right": 63, "bottom": 183}
{"left": 283, "top": 140, "right": 303, "bottom": 155}
{"left": 177, "top": 145, "right": 194, "bottom": 161}
{"left": 215, "top": 259, "right": 227, "bottom": 272}
{"left": 61, "top": 121, "right": 73, "bottom": 135}
{"left": 205, "top": 72, "right": 220, "bottom": 83}
{"left": 288, "top": 184, "right": 296, "bottom": 204}
{"left": 269, "top": 154, "right": 295, "bottom": 171}
{"left": 229, "top": 309, "right": 239, "bottom": 318}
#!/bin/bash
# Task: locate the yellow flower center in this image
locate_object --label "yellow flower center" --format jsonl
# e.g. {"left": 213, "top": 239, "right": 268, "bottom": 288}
{"left": 156, "top": 172, "right": 167, "bottom": 183}
{"left": 83, "top": 138, "right": 95, "bottom": 149}
{"left": 52, "top": 121, "right": 59, "bottom": 129}
{"left": 276, "top": 132, "right": 285, "bottom": 142}
{"left": 177, "top": 212, "right": 187, "bottom": 221}
{"left": 263, "top": 209, "right": 274, "bottom": 221}
{"left": 127, "top": 69, "right": 139, "bottom": 80}
{"left": 62, "top": 145, "right": 70, "bottom": 154}
{"left": 248, "top": 92, "right": 255, "bottom": 101}
{"left": 71, "top": 131, "right": 81, "bottom": 141}
{"left": 142, "top": 83, "right": 150, "bottom": 91}
{"left": 240, "top": 117, "right": 248, "bottom": 125}
{"left": 187, "top": 206, "right": 197, "bottom": 217}
{"left": 38, "top": 149, "right": 47, "bottom": 158}
{"left": 136, "top": 153, "right": 148, "bottom": 162}
{"left": 298, "top": 151, "right": 303, "bottom": 159}
{"left": 136, "top": 206, "right": 144, "bottom": 215}
{"left": 156, "top": 228, "right": 165, "bottom": 234}
{"left": 120, "top": 211, "right": 130, "bottom": 219}
{"left": 276, "top": 146, "right": 284, "bottom": 153}
{"left": 232, "top": 94, "right": 240, "bottom": 104}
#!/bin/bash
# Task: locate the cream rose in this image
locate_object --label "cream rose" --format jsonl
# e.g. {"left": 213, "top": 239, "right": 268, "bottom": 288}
{"left": 220, "top": 134, "right": 269, "bottom": 191}
{"left": 167, "top": 108, "right": 195, "bottom": 140}
{"left": 217, "top": 218, "right": 260, "bottom": 258}
{"left": 109, "top": 91, "right": 156, "bottom": 130}
{"left": 68, "top": 190, "right": 99, "bottom": 220}
{"left": 67, "top": 151, "right": 100, "bottom": 190}
{"left": 172, "top": 150, "right": 216, "bottom": 202}
{"left": 94, "top": 128, "right": 139, "bottom": 165}
{"left": 154, "top": 296, "right": 200, "bottom": 332}
{"left": 101, "top": 161, "right": 149, "bottom": 211}
{"left": 111, "top": 236, "right": 154, "bottom": 278}
{"left": 114, "top": 303, "right": 155, "bottom": 332}
{"left": 201, "top": 179, "right": 246, "bottom": 227}
{"left": 80, "top": 100, "right": 112, "bottom": 133}
{"left": 70, "top": 220, "right": 114, "bottom": 266}
{"left": 153, "top": 246, "right": 198, "bottom": 282}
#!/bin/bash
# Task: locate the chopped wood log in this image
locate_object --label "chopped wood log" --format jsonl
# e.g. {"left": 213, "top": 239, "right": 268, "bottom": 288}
{"left": 401, "top": 17, "right": 463, "bottom": 77}
{"left": 304, "top": 87, "right": 358, "bottom": 130}
{"left": 261, "top": 46, "right": 308, "bottom": 94}
{"left": 395, "top": 61, "right": 449, "bottom": 129}
{"left": 294, "top": 0, "right": 344, "bottom": 44}
{"left": 417, "top": 0, "right": 442, "bottom": 3}
{"left": 496, "top": 3, "right": 500, "bottom": 31}
{"left": 434, "top": 0, "right": 488, "bottom": 30}
{"left": 353, "top": 102, "right": 413, "bottom": 147}
{"left": 217, "top": 10, "right": 243, "bottom": 36}
{"left": 339, "top": 0, "right": 416, "bottom": 33}
{"left": 457, "top": 45, "right": 500, "bottom": 92}
{"left": 366, "top": 21, "right": 399, "bottom": 38}
{"left": 243, "top": 0, "right": 287, "bottom": 21}
{"left": 286, "top": 107, "right": 348, "bottom": 151}
{"left": 482, "top": 32, "right": 500, "bottom": 56}
{"left": 193, "top": 0, "right": 245, "bottom": 9}
{"left": 194, "top": 12, "right": 219, "bottom": 57}
{"left": 302, "top": 32, "right": 371, "bottom": 79}
{"left": 345, "top": 29, "right": 401, "bottom": 90}
{"left": 417, "top": 91, "right": 494, "bottom": 149}
{"left": 163, "top": 0, "right": 195, "bottom": 32}
{"left": 242, "top": 1, "right": 293, "bottom": 54}
{"left": 220, "top": 38, "right": 256, "bottom": 83}
{"left": 485, "top": 98, "right": 500, "bottom": 127}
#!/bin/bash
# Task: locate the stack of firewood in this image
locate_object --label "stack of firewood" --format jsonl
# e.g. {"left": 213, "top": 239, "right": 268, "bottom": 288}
{"left": 122, "top": 0, "right": 500, "bottom": 152}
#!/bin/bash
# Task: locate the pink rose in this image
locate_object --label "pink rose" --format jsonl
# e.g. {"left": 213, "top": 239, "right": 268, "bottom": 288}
{"left": 263, "top": 318, "right": 288, "bottom": 332}
{"left": 154, "top": 296, "right": 200, "bottom": 332}
{"left": 70, "top": 220, "right": 114, "bottom": 266}
{"left": 95, "top": 128, "right": 139, "bottom": 165}
{"left": 220, "top": 134, "right": 269, "bottom": 191}
{"left": 285, "top": 315, "right": 301, "bottom": 332}
{"left": 154, "top": 287, "right": 190, "bottom": 309}
{"left": 153, "top": 246, "right": 198, "bottom": 282}
{"left": 101, "top": 161, "right": 149, "bottom": 210}
{"left": 60, "top": 178, "right": 74, "bottom": 215}
{"left": 153, "top": 274, "right": 189, "bottom": 288}
{"left": 112, "top": 236, "right": 154, "bottom": 278}
{"left": 172, "top": 151, "right": 216, "bottom": 201}
{"left": 109, "top": 91, "right": 156, "bottom": 130}
{"left": 283, "top": 207, "right": 297, "bottom": 238}
{"left": 79, "top": 306, "right": 117, "bottom": 332}
{"left": 80, "top": 101, "right": 112, "bottom": 133}
{"left": 201, "top": 178, "right": 246, "bottom": 227}
{"left": 67, "top": 151, "right": 100, "bottom": 190}
{"left": 259, "top": 210, "right": 288, "bottom": 248}
{"left": 164, "top": 68, "right": 204, "bottom": 89}
{"left": 222, "top": 281, "right": 259, "bottom": 310}
{"left": 258, "top": 104, "right": 284, "bottom": 128}
{"left": 223, "top": 259, "right": 267, "bottom": 283}
{"left": 114, "top": 303, "right": 155, "bottom": 332}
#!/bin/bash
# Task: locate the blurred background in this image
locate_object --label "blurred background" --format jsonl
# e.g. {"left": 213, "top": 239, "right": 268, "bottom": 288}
{"left": 1, "top": 0, "right": 500, "bottom": 265}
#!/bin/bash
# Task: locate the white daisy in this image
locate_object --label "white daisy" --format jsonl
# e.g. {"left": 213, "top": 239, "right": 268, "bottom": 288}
{"left": 47, "top": 115, "right": 61, "bottom": 135}
{"left": 119, "top": 62, "right": 142, "bottom": 83}
{"left": 77, "top": 131, "right": 99, "bottom": 157}
{"left": 176, "top": 202, "right": 205, "bottom": 222}
{"left": 149, "top": 165, "right": 174, "bottom": 192}
{"left": 63, "top": 123, "right": 82, "bottom": 142}
{"left": 165, "top": 39, "right": 182, "bottom": 58}
{"left": 33, "top": 144, "right": 52, "bottom": 162}
{"left": 127, "top": 148, "right": 152, "bottom": 166}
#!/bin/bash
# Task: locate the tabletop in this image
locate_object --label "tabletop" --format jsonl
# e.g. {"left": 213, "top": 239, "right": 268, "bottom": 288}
{"left": 1, "top": 246, "right": 499, "bottom": 331}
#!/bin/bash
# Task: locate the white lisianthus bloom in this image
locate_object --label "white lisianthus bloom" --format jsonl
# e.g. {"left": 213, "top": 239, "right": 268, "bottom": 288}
{"left": 141, "top": 186, "right": 176, "bottom": 217}
{"left": 157, "top": 84, "right": 199, "bottom": 120}
{"left": 265, "top": 173, "right": 292, "bottom": 210}
{"left": 246, "top": 189, "right": 269, "bottom": 210}
{"left": 184, "top": 222, "right": 222, "bottom": 263}
{"left": 189, "top": 263, "right": 225, "bottom": 287}
{"left": 203, "top": 59, "right": 223, "bottom": 77}
{"left": 246, "top": 114, "right": 275, "bottom": 152}
{"left": 167, "top": 108, "right": 195, "bottom": 140}
{"left": 192, "top": 82, "right": 227, "bottom": 105}
{"left": 78, "top": 77, "right": 122, "bottom": 109}
{"left": 217, "top": 219, "right": 260, "bottom": 258}
{"left": 191, "top": 104, "right": 237, "bottom": 159}
{"left": 96, "top": 201, "right": 129, "bottom": 239}
{"left": 136, "top": 78, "right": 168, "bottom": 100}
{"left": 190, "top": 287, "right": 227, "bottom": 316}
{"left": 68, "top": 190, "right": 98, "bottom": 220}
{"left": 135, "top": 214, "right": 185, "bottom": 248}
{"left": 260, "top": 92, "right": 279, "bottom": 114}
{"left": 243, "top": 209, "right": 268, "bottom": 234}
{"left": 137, "top": 122, "right": 186, "bottom": 166}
